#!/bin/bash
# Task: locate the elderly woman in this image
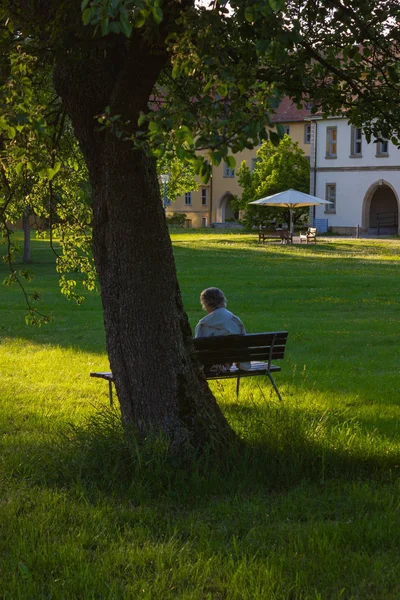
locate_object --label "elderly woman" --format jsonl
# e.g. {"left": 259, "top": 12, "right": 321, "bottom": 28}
{"left": 195, "top": 287, "right": 250, "bottom": 371}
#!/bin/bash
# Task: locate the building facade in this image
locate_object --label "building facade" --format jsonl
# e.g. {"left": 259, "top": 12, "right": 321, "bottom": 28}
{"left": 166, "top": 99, "right": 313, "bottom": 228}
{"left": 310, "top": 117, "right": 400, "bottom": 235}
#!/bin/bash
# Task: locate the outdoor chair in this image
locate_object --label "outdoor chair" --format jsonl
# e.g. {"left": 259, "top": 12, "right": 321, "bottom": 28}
{"left": 299, "top": 227, "right": 317, "bottom": 244}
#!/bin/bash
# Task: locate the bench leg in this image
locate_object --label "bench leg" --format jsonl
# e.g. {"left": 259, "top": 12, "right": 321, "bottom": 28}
{"left": 108, "top": 380, "right": 113, "bottom": 407}
{"left": 266, "top": 371, "right": 283, "bottom": 402}
{"left": 236, "top": 376, "right": 240, "bottom": 398}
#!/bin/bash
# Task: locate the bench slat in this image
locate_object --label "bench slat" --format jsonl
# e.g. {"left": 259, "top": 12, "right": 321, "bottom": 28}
{"left": 205, "top": 362, "right": 281, "bottom": 380}
{"left": 196, "top": 347, "right": 286, "bottom": 361}
{"left": 193, "top": 331, "right": 288, "bottom": 349}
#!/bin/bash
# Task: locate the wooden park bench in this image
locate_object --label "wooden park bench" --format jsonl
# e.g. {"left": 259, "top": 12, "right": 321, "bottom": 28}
{"left": 258, "top": 228, "right": 293, "bottom": 244}
{"left": 90, "top": 331, "right": 289, "bottom": 404}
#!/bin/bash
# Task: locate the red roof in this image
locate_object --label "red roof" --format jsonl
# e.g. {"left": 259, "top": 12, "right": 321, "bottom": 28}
{"left": 270, "top": 97, "right": 312, "bottom": 123}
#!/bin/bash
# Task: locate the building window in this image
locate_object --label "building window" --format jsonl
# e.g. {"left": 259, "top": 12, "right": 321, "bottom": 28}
{"left": 325, "top": 183, "right": 336, "bottom": 213}
{"left": 304, "top": 124, "right": 311, "bottom": 144}
{"left": 185, "top": 219, "right": 192, "bottom": 229}
{"left": 223, "top": 162, "right": 235, "bottom": 178}
{"left": 376, "top": 140, "right": 389, "bottom": 157}
{"left": 350, "top": 126, "right": 362, "bottom": 157}
{"left": 326, "top": 127, "right": 337, "bottom": 158}
{"left": 251, "top": 157, "right": 260, "bottom": 171}
{"left": 283, "top": 125, "right": 290, "bottom": 136}
{"left": 201, "top": 188, "right": 207, "bottom": 205}
{"left": 202, "top": 217, "right": 207, "bottom": 227}
{"left": 184, "top": 192, "right": 192, "bottom": 205}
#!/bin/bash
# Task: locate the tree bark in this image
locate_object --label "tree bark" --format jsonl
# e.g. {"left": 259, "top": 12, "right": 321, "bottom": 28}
{"left": 53, "top": 36, "right": 234, "bottom": 447}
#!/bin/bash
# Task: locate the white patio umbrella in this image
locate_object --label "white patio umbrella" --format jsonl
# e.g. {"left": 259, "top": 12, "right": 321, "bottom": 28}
{"left": 249, "top": 189, "right": 333, "bottom": 233}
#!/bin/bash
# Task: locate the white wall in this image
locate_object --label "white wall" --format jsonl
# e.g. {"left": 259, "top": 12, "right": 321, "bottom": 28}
{"left": 316, "top": 118, "right": 400, "bottom": 168}
{"left": 313, "top": 118, "right": 400, "bottom": 229}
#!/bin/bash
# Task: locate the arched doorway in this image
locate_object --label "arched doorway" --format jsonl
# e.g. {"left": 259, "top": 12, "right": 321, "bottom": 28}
{"left": 362, "top": 180, "right": 399, "bottom": 234}
{"left": 216, "top": 193, "right": 239, "bottom": 223}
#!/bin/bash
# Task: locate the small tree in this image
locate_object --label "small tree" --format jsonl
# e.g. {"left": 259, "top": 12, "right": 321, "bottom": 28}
{"left": 234, "top": 136, "right": 310, "bottom": 230}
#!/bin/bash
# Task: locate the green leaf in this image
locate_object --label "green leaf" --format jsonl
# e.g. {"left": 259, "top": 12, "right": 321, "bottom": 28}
{"left": 172, "top": 61, "right": 187, "bottom": 79}
{"left": 153, "top": 146, "right": 165, "bottom": 158}
{"left": 152, "top": 6, "right": 163, "bottom": 25}
{"left": 226, "top": 155, "right": 236, "bottom": 169}
{"left": 137, "top": 113, "right": 147, "bottom": 127}
{"left": 276, "top": 123, "right": 285, "bottom": 138}
{"left": 47, "top": 168, "right": 58, "bottom": 180}
{"left": 100, "top": 17, "right": 110, "bottom": 36}
{"left": 177, "top": 125, "right": 194, "bottom": 146}
{"left": 148, "top": 120, "right": 161, "bottom": 133}
{"left": 269, "top": 131, "right": 281, "bottom": 146}
{"left": 135, "top": 13, "right": 147, "bottom": 28}
{"left": 52, "top": 161, "right": 62, "bottom": 176}
{"left": 200, "top": 161, "right": 211, "bottom": 183}
{"left": 81, "top": 0, "right": 90, "bottom": 10}
{"left": 209, "top": 151, "right": 222, "bottom": 166}
{"left": 120, "top": 14, "right": 133, "bottom": 37}
{"left": 15, "top": 161, "right": 24, "bottom": 176}
{"left": 245, "top": 7, "right": 254, "bottom": 22}
{"left": 268, "top": 0, "right": 283, "bottom": 10}
{"left": 82, "top": 8, "right": 92, "bottom": 25}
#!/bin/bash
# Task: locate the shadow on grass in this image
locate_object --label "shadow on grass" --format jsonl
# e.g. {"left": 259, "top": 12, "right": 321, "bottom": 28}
{"left": 3, "top": 404, "right": 400, "bottom": 599}
{"left": 4, "top": 402, "right": 399, "bottom": 509}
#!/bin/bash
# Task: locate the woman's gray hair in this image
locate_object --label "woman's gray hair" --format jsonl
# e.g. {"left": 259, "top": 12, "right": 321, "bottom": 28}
{"left": 200, "top": 287, "right": 227, "bottom": 311}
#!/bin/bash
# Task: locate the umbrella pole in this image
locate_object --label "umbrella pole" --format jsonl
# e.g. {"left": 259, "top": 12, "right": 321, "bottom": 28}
{"left": 290, "top": 209, "right": 293, "bottom": 234}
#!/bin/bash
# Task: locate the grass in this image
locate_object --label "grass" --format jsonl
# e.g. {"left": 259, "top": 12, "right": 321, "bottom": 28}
{"left": 1, "top": 231, "right": 400, "bottom": 599}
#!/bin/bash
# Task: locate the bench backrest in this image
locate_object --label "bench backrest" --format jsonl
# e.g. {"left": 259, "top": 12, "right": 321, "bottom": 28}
{"left": 193, "top": 331, "right": 289, "bottom": 366}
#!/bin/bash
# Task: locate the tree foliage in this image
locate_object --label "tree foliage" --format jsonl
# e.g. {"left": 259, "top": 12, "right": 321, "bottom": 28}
{"left": 281, "top": 0, "right": 400, "bottom": 143}
{"left": 0, "top": 47, "right": 197, "bottom": 322}
{"left": 234, "top": 136, "right": 310, "bottom": 229}
{"left": 2, "top": 1, "right": 400, "bottom": 173}
{"left": 0, "top": 47, "right": 93, "bottom": 322}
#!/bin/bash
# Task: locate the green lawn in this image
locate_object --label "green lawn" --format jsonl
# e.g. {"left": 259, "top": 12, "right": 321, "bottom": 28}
{"left": 1, "top": 231, "right": 400, "bottom": 599}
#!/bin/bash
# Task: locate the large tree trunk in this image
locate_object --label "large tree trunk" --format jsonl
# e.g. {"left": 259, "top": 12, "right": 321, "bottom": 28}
{"left": 54, "top": 37, "right": 234, "bottom": 447}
